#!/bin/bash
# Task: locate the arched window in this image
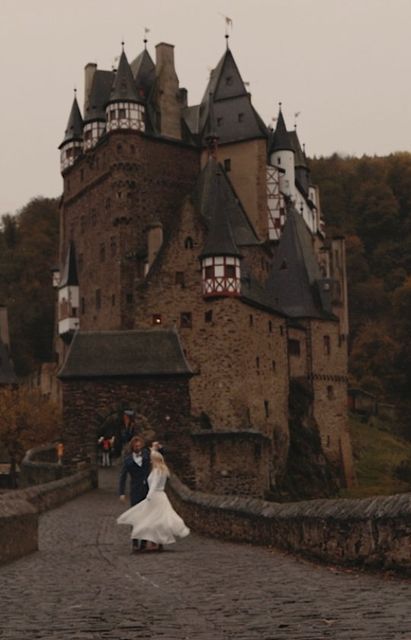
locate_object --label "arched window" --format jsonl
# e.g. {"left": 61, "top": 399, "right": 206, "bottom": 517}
{"left": 184, "top": 236, "right": 194, "bottom": 249}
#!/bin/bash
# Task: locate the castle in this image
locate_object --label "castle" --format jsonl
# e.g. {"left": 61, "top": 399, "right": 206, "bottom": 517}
{"left": 55, "top": 38, "right": 353, "bottom": 497}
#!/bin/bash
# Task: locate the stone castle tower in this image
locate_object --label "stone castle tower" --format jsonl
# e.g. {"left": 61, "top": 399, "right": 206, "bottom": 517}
{"left": 56, "top": 39, "right": 353, "bottom": 497}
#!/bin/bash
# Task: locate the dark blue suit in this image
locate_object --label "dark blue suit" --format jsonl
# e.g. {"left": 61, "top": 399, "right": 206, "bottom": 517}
{"left": 119, "top": 448, "right": 150, "bottom": 506}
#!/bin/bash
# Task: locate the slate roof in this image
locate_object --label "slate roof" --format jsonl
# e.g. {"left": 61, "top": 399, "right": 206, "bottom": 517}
{"left": 109, "top": 50, "right": 140, "bottom": 104}
{"left": 84, "top": 70, "right": 114, "bottom": 123}
{"left": 58, "top": 329, "right": 193, "bottom": 379}
{"left": 59, "top": 242, "right": 79, "bottom": 288}
{"left": 194, "top": 158, "right": 260, "bottom": 247}
{"left": 130, "top": 49, "right": 156, "bottom": 101}
{"left": 269, "top": 109, "right": 294, "bottom": 153}
{"left": 0, "top": 340, "right": 17, "bottom": 385}
{"left": 182, "top": 48, "right": 267, "bottom": 145}
{"left": 200, "top": 170, "right": 241, "bottom": 258}
{"left": 289, "top": 130, "right": 307, "bottom": 168}
{"left": 59, "top": 96, "right": 83, "bottom": 147}
{"left": 266, "top": 207, "right": 333, "bottom": 319}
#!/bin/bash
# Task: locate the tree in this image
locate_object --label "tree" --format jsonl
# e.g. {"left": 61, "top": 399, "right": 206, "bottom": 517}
{"left": 0, "top": 387, "right": 61, "bottom": 487}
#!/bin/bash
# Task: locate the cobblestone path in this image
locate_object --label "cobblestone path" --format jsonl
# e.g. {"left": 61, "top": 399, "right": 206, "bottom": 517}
{"left": 1, "top": 467, "right": 411, "bottom": 639}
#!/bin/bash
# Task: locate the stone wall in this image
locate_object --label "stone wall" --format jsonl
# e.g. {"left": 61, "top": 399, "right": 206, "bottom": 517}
{"left": 168, "top": 474, "right": 411, "bottom": 575}
{"left": 0, "top": 469, "right": 94, "bottom": 565}
{"left": 60, "top": 375, "right": 192, "bottom": 469}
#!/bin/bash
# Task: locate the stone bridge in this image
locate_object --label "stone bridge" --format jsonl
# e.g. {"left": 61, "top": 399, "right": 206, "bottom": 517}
{"left": 2, "top": 466, "right": 411, "bottom": 639}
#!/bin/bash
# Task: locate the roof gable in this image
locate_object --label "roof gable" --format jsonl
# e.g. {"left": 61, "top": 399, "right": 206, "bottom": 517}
{"left": 58, "top": 329, "right": 193, "bottom": 379}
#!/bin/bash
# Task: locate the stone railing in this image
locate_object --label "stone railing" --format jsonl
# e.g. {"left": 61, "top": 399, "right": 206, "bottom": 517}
{"left": 19, "top": 444, "right": 63, "bottom": 487}
{"left": 168, "top": 474, "right": 411, "bottom": 575}
{"left": 0, "top": 468, "right": 95, "bottom": 566}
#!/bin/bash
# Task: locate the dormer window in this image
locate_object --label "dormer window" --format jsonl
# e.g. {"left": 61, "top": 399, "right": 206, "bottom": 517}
{"left": 226, "top": 76, "right": 233, "bottom": 86}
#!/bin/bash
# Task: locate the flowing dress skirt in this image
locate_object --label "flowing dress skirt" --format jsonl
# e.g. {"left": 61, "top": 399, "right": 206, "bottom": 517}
{"left": 117, "top": 491, "right": 190, "bottom": 545}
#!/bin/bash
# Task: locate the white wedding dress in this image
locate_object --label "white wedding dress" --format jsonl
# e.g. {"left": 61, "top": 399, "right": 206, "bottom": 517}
{"left": 117, "top": 468, "right": 190, "bottom": 545}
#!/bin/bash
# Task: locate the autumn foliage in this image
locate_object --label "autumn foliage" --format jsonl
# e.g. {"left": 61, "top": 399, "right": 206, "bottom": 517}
{"left": 0, "top": 386, "right": 61, "bottom": 487}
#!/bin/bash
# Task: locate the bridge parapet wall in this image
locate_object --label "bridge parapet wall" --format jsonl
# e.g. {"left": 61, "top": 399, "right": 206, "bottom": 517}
{"left": 168, "top": 475, "right": 411, "bottom": 574}
{"left": 0, "top": 469, "right": 95, "bottom": 565}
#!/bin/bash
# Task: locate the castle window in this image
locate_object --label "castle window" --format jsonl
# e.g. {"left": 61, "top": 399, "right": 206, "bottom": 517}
{"left": 99, "top": 243, "right": 106, "bottom": 262}
{"left": 184, "top": 236, "right": 194, "bottom": 249}
{"left": 272, "top": 360, "right": 276, "bottom": 371}
{"left": 110, "top": 109, "right": 116, "bottom": 121}
{"left": 205, "top": 310, "right": 213, "bottom": 323}
{"left": 268, "top": 320, "right": 273, "bottom": 333}
{"left": 280, "top": 325, "right": 284, "bottom": 336}
{"left": 249, "top": 314, "right": 254, "bottom": 327}
{"left": 111, "top": 294, "right": 116, "bottom": 306}
{"left": 205, "top": 265, "right": 214, "bottom": 279}
{"left": 256, "top": 356, "right": 260, "bottom": 369}
{"left": 66, "top": 147, "right": 73, "bottom": 158}
{"left": 95, "top": 289, "right": 101, "bottom": 310}
{"left": 175, "top": 271, "right": 185, "bottom": 286}
{"left": 327, "top": 385, "right": 335, "bottom": 399}
{"left": 126, "top": 293, "right": 133, "bottom": 304}
{"left": 238, "top": 113, "right": 244, "bottom": 123}
{"left": 277, "top": 157, "right": 281, "bottom": 165}
{"left": 225, "top": 264, "right": 236, "bottom": 278}
{"left": 152, "top": 314, "right": 162, "bottom": 325}
{"left": 80, "top": 297, "right": 85, "bottom": 315}
{"left": 326, "top": 435, "right": 331, "bottom": 447}
{"left": 130, "top": 144, "right": 135, "bottom": 153}
{"left": 118, "top": 109, "right": 126, "bottom": 119}
{"left": 264, "top": 400, "right": 270, "bottom": 418}
{"left": 224, "top": 158, "right": 231, "bottom": 172}
{"left": 226, "top": 75, "right": 233, "bottom": 86}
{"left": 280, "top": 259, "right": 287, "bottom": 270}
{"left": 84, "top": 130, "right": 92, "bottom": 141}
{"left": 324, "top": 335, "right": 331, "bottom": 355}
{"left": 117, "top": 144, "right": 123, "bottom": 152}
{"left": 288, "top": 339, "right": 301, "bottom": 356}
{"left": 180, "top": 312, "right": 192, "bottom": 329}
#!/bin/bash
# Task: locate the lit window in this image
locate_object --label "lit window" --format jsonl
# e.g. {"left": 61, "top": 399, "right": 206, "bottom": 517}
{"left": 152, "top": 314, "right": 162, "bottom": 325}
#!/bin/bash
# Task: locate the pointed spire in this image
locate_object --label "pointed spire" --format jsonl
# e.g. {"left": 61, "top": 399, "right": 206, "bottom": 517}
{"left": 200, "top": 168, "right": 241, "bottom": 259}
{"left": 60, "top": 94, "right": 83, "bottom": 147}
{"left": 270, "top": 107, "right": 294, "bottom": 152}
{"left": 109, "top": 48, "right": 139, "bottom": 103}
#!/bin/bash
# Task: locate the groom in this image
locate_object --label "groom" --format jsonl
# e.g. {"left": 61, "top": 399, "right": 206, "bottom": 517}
{"left": 119, "top": 435, "right": 150, "bottom": 552}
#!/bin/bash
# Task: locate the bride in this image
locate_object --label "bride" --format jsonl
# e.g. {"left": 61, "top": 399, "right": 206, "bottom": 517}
{"left": 117, "top": 448, "right": 190, "bottom": 551}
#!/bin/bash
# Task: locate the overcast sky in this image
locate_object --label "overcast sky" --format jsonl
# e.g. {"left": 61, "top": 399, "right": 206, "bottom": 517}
{"left": 1, "top": 0, "right": 411, "bottom": 216}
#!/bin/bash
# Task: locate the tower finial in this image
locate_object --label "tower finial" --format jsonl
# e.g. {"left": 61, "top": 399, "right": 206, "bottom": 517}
{"left": 144, "top": 27, "right": 150, "bottom": 49}
{"left": 278, "top": 101, "right": 282, "bottom": 111}
{"left": 121, "top": 40, "right": 125, "bottom": 51}
{"left": 220, "top": 13, "right": 233, "bottom": 47}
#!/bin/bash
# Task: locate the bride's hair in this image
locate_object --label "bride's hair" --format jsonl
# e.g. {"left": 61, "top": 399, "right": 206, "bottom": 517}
{"left": 150, "top": 449, "right": 170, "bottom": 475}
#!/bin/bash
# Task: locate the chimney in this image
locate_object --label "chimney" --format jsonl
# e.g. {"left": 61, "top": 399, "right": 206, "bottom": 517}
{"left": 0, "top": 306, "right": 10, "bottom": 349}
{"left": 155, "top": 43, "right": 181, "bottom": 140}
{"left": 147, "top": 222, "right": 163, "bottom": 270}
{"left": 84, "top": 63, "right": 97, "bottom": 114}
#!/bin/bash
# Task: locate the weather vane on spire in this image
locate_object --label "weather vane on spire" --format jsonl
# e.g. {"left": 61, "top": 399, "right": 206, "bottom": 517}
{"left": 219, "top": 13, "right": 233, "bottom": 47}
{"left": 144, "top": 27, "right": 150, "bottom": 49}
{"left": 294, "top": 111, "right": 301, "bottom": 129}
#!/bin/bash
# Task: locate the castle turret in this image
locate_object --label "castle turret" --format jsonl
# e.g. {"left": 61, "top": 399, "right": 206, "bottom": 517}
{"left": 58, "top": 242, "right": 80, "bottom": 341}
{"left": 200, "top": 168, "right": 242, "bottom": 298}
{"left": 59, "top": 94, "right": 83, "bottom": 173}
{"left": 106, "top": 47, "right": 145, "bottom": 133}
{"left": 269, "top": 107, "right": 295, "bottom": 198}
{"left": 289, "top": 130, "right": 310, "bottom": 195}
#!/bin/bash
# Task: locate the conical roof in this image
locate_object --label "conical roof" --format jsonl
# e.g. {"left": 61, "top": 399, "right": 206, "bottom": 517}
{"left": 194, "top": 157, "right": 259, "bottom": 247}
{"left": 109, "top": 49, "right": 140, "bottom": 103}
{"left": 269, "top": 109, "right": 294, "bottom": 153}
{"left": 130, "top": 48, "right": 156, "bottom": 101}
{"left": 289, "top": 130, "right": 307, "bottom": 168}
{"left": 59, "top": 242, "right": 79, "bottom": 288}
{"left": 200, "top": 167, "right": 241, "bottom": 259}
{"left": 59, "top": 96, "right": 83, "bottom": 147}
{"left": 266, "top": 207, "right": 331, "bottom": 318}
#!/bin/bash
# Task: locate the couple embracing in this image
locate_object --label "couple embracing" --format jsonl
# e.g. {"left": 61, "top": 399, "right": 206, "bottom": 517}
{"left": 117, "top": 435, "right": 189, "bottom": 552}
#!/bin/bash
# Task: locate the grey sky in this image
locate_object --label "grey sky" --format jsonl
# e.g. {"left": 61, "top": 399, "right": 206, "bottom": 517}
{"left": 1, "top": 0, "right": 410, "bottom": 216}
